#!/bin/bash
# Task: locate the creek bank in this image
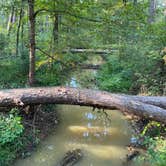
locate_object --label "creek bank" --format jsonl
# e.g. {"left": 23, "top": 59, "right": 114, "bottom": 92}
{"left": 17, "top": 104, "right": 59, "bottom": 159}
{"left": 13, "top": 97, "right": 165, "bottom": 166}
{"left": 13, "top": 67, "right": 163, "bottom": 166}
{"left": 124, "top": 111, "right": 166, "bottom": 165}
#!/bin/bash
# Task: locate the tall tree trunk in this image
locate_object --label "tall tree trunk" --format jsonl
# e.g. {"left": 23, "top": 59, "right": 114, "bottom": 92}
{"left": 158, "top": 58, "right": 166, "bottom": 95}
{"left": 52, "top": 13, "right": 59, "bottom": 55}
{"left": 21, "top": 17, "right": 24, "bottom": 52}
{"left": 51, "top": 0, "right": 59, "bottom": 55}
{"left": 28, "top": 0, "right": 36, "bottom": 86}
{"left": 123, "top": 0, "right": 127, "bottom": 6}
{"left": 148, "top": 0, "right": 156, "bottom": 23}
{"left": 7, "top": 6, "right": 15, "bottom": 36}
{"left": 53, "top": 14, "right": 59, "bottom": 44}
{"left": 16, "top": 0, "right": 24, "bottom": 56}
{"left": 133, "top": 0, "right": 137, "bottom": 5}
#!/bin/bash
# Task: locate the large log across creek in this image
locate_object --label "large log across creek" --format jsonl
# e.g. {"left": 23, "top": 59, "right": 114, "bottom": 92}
{"left": 0, "top": 87, "right": 166, "bottom": 123}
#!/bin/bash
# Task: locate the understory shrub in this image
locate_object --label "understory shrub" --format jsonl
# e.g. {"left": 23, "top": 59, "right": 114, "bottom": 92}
{"left": 96, "top": 56, "right": 132, "bottom": 93}
{"left": 0, "top": 109, "right": 24, "bottom": 166}
{"left": 135, "top": 121, "right": 166, "bottom": 166}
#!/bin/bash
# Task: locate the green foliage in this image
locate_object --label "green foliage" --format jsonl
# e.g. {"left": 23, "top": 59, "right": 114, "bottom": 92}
{"left": 0, "top": 109, "right": 24, "bottom": 166}
{"left": 0, "top": 111, "right": 23, "bottom": 145}
{"left": 0, "top": 146, "right": 16, "bottom": 166}
{"left": 20, "top": 49, "right": 29, "bottom": 75}
{"left": 141, "top": 121, "right": 164, "bottom": 137}
{"left": 97, "top": 56, "right": 132, "bottom": 93}
{"left": 0, "top": 59, "right": 27, "bottom": 89}
{"left": 136, "top": 137, "right": 166, "bottom": 166}
{"left": 135, "top": 120, "right": 166, "bottom": 166}
{"left": 96, "top": 2, "right": 166, "bottom": 95}
{"left": 0, "top": 33, "right": 8, "bottom": 52}
{"left": 36, "top": 60, "right": 65, "bottom": 86}
{"left": 0, "top": 0, "right": 164, "bottom": 94}
{"left": 0, "top": 0, "right": 165, "bottom": 165}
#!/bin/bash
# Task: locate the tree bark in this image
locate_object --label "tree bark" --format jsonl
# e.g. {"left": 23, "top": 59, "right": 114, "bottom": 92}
{"left": 62, "top": 48, "right": 112, "bottom": 54}
{"left": 79, "top": 64, "right": 101, "bottom": 70}
{"left": 53, "top": 13, "right": 59, "bottom": 46}
{"left": 148, "top": 0, "right": 156, "bottom": 23}
{"left": 62, "top": 48, "right": 113, "bottom": 61}
{"left": 51, "top": 13, "right": 59, "bottom": 56}
{"left": 21, "top": 16, "right": 24, "bottom": 53}
{"left": 51, "top": 0, "right": 59, "bottom": 55}
{"left": 16, "top": 0, "right": 24, "bottom": 56}
{"left": 133, "top": 0, "right": 137, "bottom": 5}
{"left": 28, "top": 0, "right": 36, "bottom": 86}
{"left": 0, "top": 87, "right": 166, "bottom": 123}
{"left": 7, "top": 6, "right": 15, "bottom": 36}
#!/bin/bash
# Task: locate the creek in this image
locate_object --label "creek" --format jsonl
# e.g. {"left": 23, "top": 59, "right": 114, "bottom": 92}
{"left": 15, "top": 69, "right": 134, "bottom": 166}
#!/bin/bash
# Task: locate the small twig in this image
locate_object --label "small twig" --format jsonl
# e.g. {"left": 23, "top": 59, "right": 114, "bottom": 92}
{"left": 36, "top": 47, "right": 69, "bottom": 67}
{"left": 103, "top": 109, "right": 112, "bottom": 122}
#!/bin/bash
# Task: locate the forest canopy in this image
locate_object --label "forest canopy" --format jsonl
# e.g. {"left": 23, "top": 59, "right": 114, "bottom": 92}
{"left": 0, "top": 0, "right": 165, "bottom": 95}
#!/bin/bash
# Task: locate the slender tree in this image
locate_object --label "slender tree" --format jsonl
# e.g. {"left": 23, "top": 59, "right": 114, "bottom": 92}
{"left": 133, "top": 0, "right": 137, "bottom": 5}
{"left": 53, "top": 13, "right": 59, "bottom": 47}
{"left": 16, "top": 0, "right": 24, "bottom": 56}
{"left": 52, "top": 1, "right": 59, "bottom": 55}
{"left": 148, "top": 0, "right": 156, "bottom": 23}
{"left": 28, "top": 0, "right": 36, "bottom": 86}
{"left": 7, "top": 5, "right": 15, "bottom": 36}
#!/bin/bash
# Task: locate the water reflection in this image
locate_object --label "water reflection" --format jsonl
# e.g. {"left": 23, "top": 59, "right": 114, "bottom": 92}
{"left": 66, "top": 69, "right": 98, "bottom": 89}
{"left": 14, "top": 66, "right": 134, "bottom": 166}
{"left": 69, "top": 77, "right": 78, "bottom": 87}
{"left": 15, "top": 105, "right": 132, "bottom": 166}
{"left": 85, "top": 112, "right": 96, "bottom": 120}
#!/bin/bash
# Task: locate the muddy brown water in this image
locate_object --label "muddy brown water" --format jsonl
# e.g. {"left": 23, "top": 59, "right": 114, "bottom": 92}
{"left": 15, "top": 105, "right": 133, "bottom": 166}
{"left": 15, "top": 69, "right": 135, "bottom": 166}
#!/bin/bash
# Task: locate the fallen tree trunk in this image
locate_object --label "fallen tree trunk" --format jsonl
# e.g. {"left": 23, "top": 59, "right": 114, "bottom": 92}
{"left": 62, "top": 48, "right": 112, "bottom": 54}
{"left": 121, "top": 95, "right": 166, "bottom": 109}
{"left": 0, "top": 87, "right": 166, "bottom": 123}
{"left": 80, "top": 64, "right": 101, "bottom": 70}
